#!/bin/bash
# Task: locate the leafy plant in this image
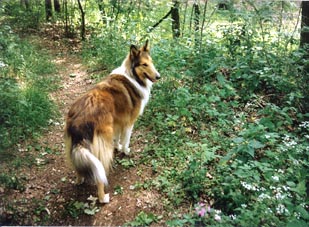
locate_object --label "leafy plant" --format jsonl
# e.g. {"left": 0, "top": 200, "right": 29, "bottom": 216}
{"left": 0, "top": 25, "right": 57, "bottom": 151}
{"left": 179, "top": 157, "right": 207, "bottom": 201}
{"left": 66, "top": 196, "right": 100, "bottom": 219}
{"left": 126, "top": 211, "right": 158, "bottom": 226}
{"left": 0, "top": 173, "right": 25, "bottom": 191}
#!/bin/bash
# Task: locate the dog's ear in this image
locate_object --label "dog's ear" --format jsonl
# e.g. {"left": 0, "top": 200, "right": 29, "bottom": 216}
{"left": 143, "top": 40, "right": 150, "bottom": 52}
{"left": 130, "top": 45, "right": 139, "bottom": 58}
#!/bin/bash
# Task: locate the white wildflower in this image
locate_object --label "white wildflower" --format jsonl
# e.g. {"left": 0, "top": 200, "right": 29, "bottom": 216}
{"left": 258, "top": 193, "right": 271, "bottom": 201}
{"left": 265, "top": 134, "right": 271, "bottom": 139}
{"left": 282, "top": 135, "right": 298, "bottom": 149}
{"left": 277, "top": 169, "right": 284, "bottom": 174}
{"left": 294, "top": 212, "right": 301, "bottom": 219}
{"left": 276, "top": 204, "right": 289, "bottom": 215}
{"left": 211, "top": 209, "right": 221, "bottom": 222}
{"left": 241, "top": 204, "right": 247, "bottom": 208}
{"left": 282, "top": 185, "right": 290, "bottom": 191}
{"left": 241, "top": 181, "right": 258, "bottom": 191}
{"left": 275, "top": 191, "right": 286, "bottom": 200}
{"left": 272, "top": 175, "right": 279, "bottom": 182}
{"left": 214, "top": 214, "right": 221, "bottom": 221}
{"left": 0, "top": 61, "right": 7, "bottom": 68}
{"left": 299, "top": 121, "right": 309, "bottom": 129}
{"left": 265, "top": 208, "right": 273, "bottom": 214}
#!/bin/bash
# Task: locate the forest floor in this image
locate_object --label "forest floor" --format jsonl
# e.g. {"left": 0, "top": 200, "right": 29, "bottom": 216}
{"left": 0, "top": 26, "right": 166, "bottom": 226}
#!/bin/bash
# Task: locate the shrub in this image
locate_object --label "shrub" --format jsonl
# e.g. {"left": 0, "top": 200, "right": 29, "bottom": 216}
{"left": 0, "top": 25, "right": 57, "bottom": 151}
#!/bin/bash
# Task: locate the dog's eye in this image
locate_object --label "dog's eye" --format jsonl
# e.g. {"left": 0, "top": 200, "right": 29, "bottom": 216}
{"left": 142, "top": 63, "right": 148, "bottom": 67}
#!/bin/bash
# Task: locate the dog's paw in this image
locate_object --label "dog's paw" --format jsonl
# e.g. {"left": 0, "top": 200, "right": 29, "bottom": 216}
{"left": 115, "top": 143, "right": 123, "bottom": 152}
{"left": 99, "top": 193, "right": 110, "bottom": 204}
{"left": 123, "top": 147, "right": 131, "bottom": 155}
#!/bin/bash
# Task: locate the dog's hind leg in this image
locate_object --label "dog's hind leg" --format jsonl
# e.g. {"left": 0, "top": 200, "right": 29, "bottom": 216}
{"left": 92, "top": 128, "right": 114, "bottom": 204}
{"left": 98, "top": 182, "right": 110, "bottom": 203}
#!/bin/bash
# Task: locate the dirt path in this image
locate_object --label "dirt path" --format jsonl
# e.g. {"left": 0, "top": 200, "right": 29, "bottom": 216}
{"left": 0, "top": 32, "right": 165, "bottom": 226}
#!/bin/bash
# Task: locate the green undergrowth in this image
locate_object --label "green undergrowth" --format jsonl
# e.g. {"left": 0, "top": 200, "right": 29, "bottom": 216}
{"left": 1, "top": 0, "right": 307, "bottom": 226}
{"left": 0, "top": 24, "right": 58, "bottom": 155}
{"left": 83, "top": 9, "right": 308, "bottom": 226}
{"left": 142, "top": 39, "right": 308, "bottom": 225}
{"left": 136, "top": 39, "right": 308, "bottom": 226}
{"left": 0, "top": 22, "right": 59, "bottom": 225}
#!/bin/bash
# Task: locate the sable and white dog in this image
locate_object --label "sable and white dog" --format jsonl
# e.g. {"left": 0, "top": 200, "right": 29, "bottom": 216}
{"left": 64, "top": 40, "right": 160, "bottom": 203}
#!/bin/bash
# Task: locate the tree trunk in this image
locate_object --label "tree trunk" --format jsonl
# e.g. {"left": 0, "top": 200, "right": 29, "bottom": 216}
{"left": 300, "top": 2, "right": 309, "bottom": 113}
{"left": 20, "top": 0, "right": 30, "bottom": 10}
{"left": 193, "top": 2, "right": 200, "bottom": 47}
{"left": 171, "top": 0, "right": 180, "bottom": 39}
{"left": 182, "top": 0, "right": 189, "bottom": 37}
{"left": 77, "top": 0, "right": 86, "bottom": 40}
{"left": 64, "top": 0, "right": 70, "bottom": 37}
{"left": 300, "top": 1, "right": 309, "bottom": 47}
{"left": 54, "top": 0, "right": 60, "bottom": 13}
{"left": 45, "top": 0, "right": 52, "bottom": 21}
{"left": 147, "top": 1, "right": 178, "bottom": 35}
{"left": 97, "top": 0, "right": 107, "bottom": 24}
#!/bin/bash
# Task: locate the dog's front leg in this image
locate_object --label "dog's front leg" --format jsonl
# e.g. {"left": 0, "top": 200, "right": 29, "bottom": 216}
{"left": 114, "top": 127, "right": 122, "bottom": 151}
{"left": 121, "top": 125, "right": 134, "bottom": 155}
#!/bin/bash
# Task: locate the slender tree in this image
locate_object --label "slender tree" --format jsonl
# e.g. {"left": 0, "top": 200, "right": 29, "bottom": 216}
{"left": 171, "top": 0, "right": 180, "bottom": 38}
{"left": 45, "top": 0, "right": 61, "bottom": 21}
{"left": 77, "top": 0, "right": 86, "bottom": 40}
{"left": 45, "top": 0, "right": 52, "bottom": 21}
{"left": 146, "top": 0, "right": 180, "bottom": 38}
{"left": 300, "top": 1, "right": 309, "bottom": 47}
{"left": 193, "top": 2, "right": 200, "bottom": 47}
{"left": 20, "top": 0, "right": 30, "bottom": 10}
{"left": 300, "top": 1, "right": 309, "bottom": 113}
{"left": 181, "top": 0, "right": 189, "bottom": 37}
{"left": 64, "top": 0, "right": 70, "bottom": 37}
{"left": 54, "top": 0, "right": 60, "bottom": 13}
{"left": 97, "top": 0, "right": 107, "bottom": 24}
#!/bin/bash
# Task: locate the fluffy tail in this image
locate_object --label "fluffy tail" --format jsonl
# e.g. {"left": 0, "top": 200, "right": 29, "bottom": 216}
{"left": 71, "top": 145, "right": 108, "bottom": 186}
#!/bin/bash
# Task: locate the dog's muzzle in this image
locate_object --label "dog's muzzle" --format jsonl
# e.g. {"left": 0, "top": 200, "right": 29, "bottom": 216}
{"left": 155, "top": 73, "right": 161, "bottom": 80}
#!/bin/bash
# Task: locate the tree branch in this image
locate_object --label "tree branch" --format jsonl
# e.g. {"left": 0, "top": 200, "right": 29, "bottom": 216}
{"left": 147, "top": 1, "right": 178, "bottom": 33}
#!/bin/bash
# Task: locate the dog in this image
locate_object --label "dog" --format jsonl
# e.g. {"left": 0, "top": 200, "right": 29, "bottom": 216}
{"left": 64, "top": 40, "right": 160, "bottom": 203}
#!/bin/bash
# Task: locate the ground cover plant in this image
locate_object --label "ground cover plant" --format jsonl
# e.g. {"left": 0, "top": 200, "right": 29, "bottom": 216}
{"left": 0, "top": 0, "right": 308, "bottom": 226}
{"left": 0, "top": 19, "right": 58, "bottom": 197}
{"left": 0, "top": 24, "right": 57, "bottom": 151}
{"left": 83, "top": 1, "right": 309, "bottom": 226}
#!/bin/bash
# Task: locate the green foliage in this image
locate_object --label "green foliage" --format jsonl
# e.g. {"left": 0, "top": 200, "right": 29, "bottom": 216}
{"left": 0, "top": 25, "right": 57, "bottom": 151}
{"left": 126, "top": 211, "right": 158, "bottom": 226}
{"left": 179, "top": 158, "right": 207, "bottom": 201}
{"left": 0, "top": 173, "right": 25, "bottom": 191}
{"left": 1, "top": 0, "right": 44, "bottom": 30}
{"left": 80, "top": 1, "right": 308, "bottom": 226}
{"left": 1, "top": 0, "right": 308, "bottom": 226}
{"left": 66, "top": 197, "right": 100, "bottom": 219}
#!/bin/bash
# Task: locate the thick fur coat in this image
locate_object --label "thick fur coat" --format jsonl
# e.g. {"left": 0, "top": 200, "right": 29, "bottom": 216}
{"left": 64, "top": 40, "right": 160, "bottom": 203}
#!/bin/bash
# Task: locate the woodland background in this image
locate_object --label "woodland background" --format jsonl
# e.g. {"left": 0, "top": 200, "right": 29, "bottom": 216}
{"left": 0, "top": 0, "right": 309, "bottom": 226}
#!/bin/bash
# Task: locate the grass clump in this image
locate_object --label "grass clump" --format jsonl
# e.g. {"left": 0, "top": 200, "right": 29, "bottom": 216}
{"left": 0, "top": 24, "right": 57, "bottom": 152}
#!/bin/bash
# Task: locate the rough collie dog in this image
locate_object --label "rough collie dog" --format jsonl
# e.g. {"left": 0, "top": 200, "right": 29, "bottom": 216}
{"left": 64, "top": 40, "right": 160, "bottom": 203}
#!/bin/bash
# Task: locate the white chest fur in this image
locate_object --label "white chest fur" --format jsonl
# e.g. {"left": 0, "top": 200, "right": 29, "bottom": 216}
{"left": 111, "top": 66, "right": 152, "bottom": 115}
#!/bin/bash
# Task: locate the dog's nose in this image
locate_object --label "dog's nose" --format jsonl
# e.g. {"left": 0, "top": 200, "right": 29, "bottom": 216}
{"left": 156, "top": 73, "right": 161, "bottom": 80}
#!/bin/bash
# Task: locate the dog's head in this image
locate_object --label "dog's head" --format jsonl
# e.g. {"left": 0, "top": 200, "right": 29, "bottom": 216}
{"left": 129, "top": 40, "right": 160, "bottom": 86}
